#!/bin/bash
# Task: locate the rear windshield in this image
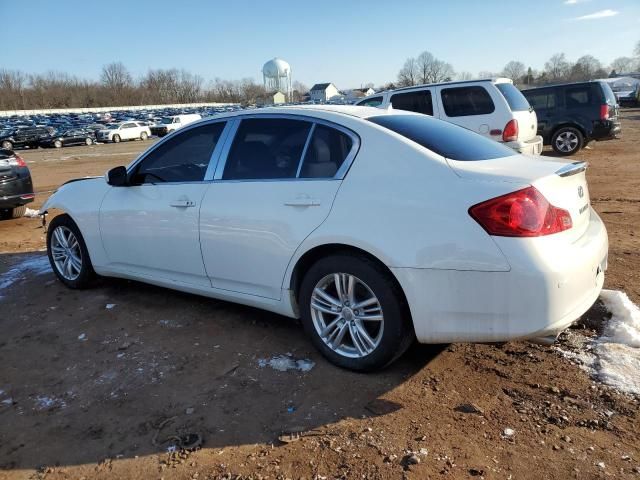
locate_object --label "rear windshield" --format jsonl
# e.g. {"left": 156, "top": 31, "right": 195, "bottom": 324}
{"left": 368, "top": 114, "right": 517, "bottom": 161}
{"left": 496, "top": 83, "right": 531, "bottom": 112}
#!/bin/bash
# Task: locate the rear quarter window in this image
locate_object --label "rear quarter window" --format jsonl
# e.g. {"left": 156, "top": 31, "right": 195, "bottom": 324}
{"left": 368, "top": 114, "right": 517, "bottom": 161}
{"left": 441, "top": 86, "right": 495, "bottom": 117}
{"left": 495, "top": 83, "right": 531, "bottom": 112}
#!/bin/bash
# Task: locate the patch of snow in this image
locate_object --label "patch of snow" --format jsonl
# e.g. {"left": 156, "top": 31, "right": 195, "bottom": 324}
{"left": 105, "top": 303, "right": 116, "bottom": 309}
{"left": 34, "top": 395, "right": 66, "bottom": 411}
{"left": 0, "top": 255, "right": 51, "bottom": 299}
{"left": 557, "top": 289, "right": 640, "bottom": 395}
{"left": 78, "top": 333, "right": 87, "bottom": 341}
{"left": 258, "top": 355, "right": 315, "bottom": 372}
{"left": 23, "top": 208, "right": 41, "bottom": 218}
{"left": 1, "top": 398, "right": 13, "bottom": 406}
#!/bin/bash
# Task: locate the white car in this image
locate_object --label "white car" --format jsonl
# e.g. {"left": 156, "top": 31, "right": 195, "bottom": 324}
{"left": 356, "top": 78, "right": 544, "bottom": 155}
{"left": 41, "top": 106, "right": 607, "bottom": 371}
{"left": 150, "top": 114, "right": 202, "bottom": 137}
{"left": 97, "top": 121, "right": 151, "bottom": 143}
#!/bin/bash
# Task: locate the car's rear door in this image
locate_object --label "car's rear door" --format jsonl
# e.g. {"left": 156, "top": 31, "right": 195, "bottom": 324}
{"left": 199, "top": 116, "right": 358, "bottom": 299}
{"left": 99, "top": 120, "right": 228, "bottom": 286}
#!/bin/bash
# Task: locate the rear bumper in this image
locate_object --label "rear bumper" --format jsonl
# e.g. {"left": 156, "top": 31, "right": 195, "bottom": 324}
{"left": 592, "top": 120, "right": 621, "bottom": 140}
{"left": 506, "top": 135, "right": 543, "bottom": 156}
{"left": 0, "top": 175, "right": 35, "bottom": 208}
{"left": 392, "top": 208, "right": 608, "bottom": 344}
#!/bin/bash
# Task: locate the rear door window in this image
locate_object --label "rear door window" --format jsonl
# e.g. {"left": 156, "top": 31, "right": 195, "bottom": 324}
{"left": 441, "top": 86, "right": 495, "bottom": 117}
{"left": 525, "top": 90, "right": 556, "bottom": 110}
{"left": 222, "top": 118, "right": 312, "bottom": 180}
{"left": 299, "top": 125, "right": 353, "bottom": 178}
{"left": 390, "top": 90, "right": 433, "bottom": 116}
{"left": 495, "top": 83, "right": 531, "bottom": 112}
{"left": 368, "top": 114, "right": 516, "bottom": 161}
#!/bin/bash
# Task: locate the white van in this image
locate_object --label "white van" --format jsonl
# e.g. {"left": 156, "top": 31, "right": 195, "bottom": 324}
{"left": 356, "top": 78, "right": 543, "bottom": 155}
{"left": 150, "top": 114, "right": 202, "bottom": 137}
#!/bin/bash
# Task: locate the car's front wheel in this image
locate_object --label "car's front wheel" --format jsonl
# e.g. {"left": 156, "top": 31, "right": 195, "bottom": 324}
{"left": 299, "top": 254, "right": 414, "bottom": 371}
{"left": 54, "top": 140, "right": 63, "bottom": 148}
{"left": 140, "top": 131, "right": 148, "bottom": 141}
{"left": 112, "top": 134, "right": 121, "bottom": 143}
{"left": 552, "top": 127, "right": 583, "bottom": 155}
{"left": 47, "top": 215, "right": 95, "bottom": 289}
{"left": 2, "top": 140, "right": 13, "bottom": 150}
{"left": 85, "top": 137, "right": 93, "bottom": 146}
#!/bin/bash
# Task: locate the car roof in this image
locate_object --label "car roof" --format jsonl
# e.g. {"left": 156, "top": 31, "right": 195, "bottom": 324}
{"left": 217, "top": 104, "right": 417, "bottom": 122}
{"left": 522, "top": 80, "right": 603, "bottom": 91}
{"left": 386, "top": 77, "right": 512, "bottom": 94}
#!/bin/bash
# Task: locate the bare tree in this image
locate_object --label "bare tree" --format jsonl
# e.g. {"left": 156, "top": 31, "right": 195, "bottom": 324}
{"left": 0, "top": 69, "right": 27, "bottom": 109}
{"left": 635, "top": 40, "right": 640, "bottom": 57}
{"left": 456, "top": 71, "right": 474, "bottom": 81}
{"left": 610, "top": 57, "right": 635, "bottom": 74}
{"left": 544, "top": 53, "right": 572, "bottom": 82}
{"left": 570, "top": 55, "right": 606, "bottom": 81}
{"left": 502, "top": 61, "right": 526, "bottom": 84}
{"left": 415, "top": 51, "right": 455, "bottom": 84}
{"left": 100, "top": 62, "right": 133, "bottom": 91}
{"left": 397, "top": 57, "right": 418, "bottom": 87}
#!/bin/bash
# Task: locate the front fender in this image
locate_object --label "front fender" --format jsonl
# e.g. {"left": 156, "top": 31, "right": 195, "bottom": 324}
{"left": 40, "top": 177, "right": 111, "bottom": 268}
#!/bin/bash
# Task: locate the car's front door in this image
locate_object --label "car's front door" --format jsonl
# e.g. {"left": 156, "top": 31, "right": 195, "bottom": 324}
{"left": 99, "top": 121, "right": 227, "bottom": 286}
{"left": 199, "top": 117, "right": 357, "bottom": 299}
{"left": 121, "top": 123, "right": 136, "bottom": 140}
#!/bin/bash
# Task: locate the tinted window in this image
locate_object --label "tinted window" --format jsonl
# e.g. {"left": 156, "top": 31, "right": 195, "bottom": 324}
{"left": 524, "top": 90, "right": 556, "bottom": 110}
{"left": 358, "top": 96, "right": 383, "bottom": 107}
{"left": 390, "top": 90, "right": 433, "bottom": 116}
{"left": 223, "top": 118, "right": 312, "bottom": 180}
{"left": 132, "top": 122, "right": 225, "bottom": 183}
{"left": 599, "top": 82, "right": 618, "bottom": 105}
{"left": 300, "top": 125, "right": 353, "bottom": 178}
{"left": 441, "top": 86, "right": 495, "bottom": 117}
{"left": 368, "top": 114, "right": 517, "bottom": 161}
{"left": 565, "top": 86, "right": 593, "bottom": 107}
{"left": 496, "top": 83, "right": 531, "bottom": 112}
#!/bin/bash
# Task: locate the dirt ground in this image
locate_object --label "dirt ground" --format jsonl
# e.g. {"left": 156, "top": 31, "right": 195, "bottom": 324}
{"left": 0, "top": 112, "right": 639, "bottom": 480}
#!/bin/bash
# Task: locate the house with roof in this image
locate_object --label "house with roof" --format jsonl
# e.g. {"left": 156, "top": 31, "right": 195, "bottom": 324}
{"left": 309, "top": 83, "right": 340, "bottom": 102}
{"left": 257, "top": 91, "right": 286, "bottom": 106}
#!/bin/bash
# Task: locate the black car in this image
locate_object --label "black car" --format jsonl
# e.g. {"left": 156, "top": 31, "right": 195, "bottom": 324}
{"left": 0, "top": 126, "right": 56, "bottom": 150}
{"left": 39, "top": 129, "right": 95, "bottom": 148}
{"left": 0, "top": 148, "right": 34, "bottom": 219}
{"left": 522, "top": 81, "right": 621, "bottom": 156}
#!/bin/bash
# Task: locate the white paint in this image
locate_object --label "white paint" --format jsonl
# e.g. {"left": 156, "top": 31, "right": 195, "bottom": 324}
{"left": 23, "top": 208, "right": 41, "bottom": 218}
{"left": 0, "top": 255, "right": 51, "bottom": 299}
{"left": 78, "top": 333, "right": 87, "bottom": 341}
{"left": 258, "top": 355, "right": 315, "bottom": 372}
{"left": 106, "top": 303, "right": 116, "bottom": 309}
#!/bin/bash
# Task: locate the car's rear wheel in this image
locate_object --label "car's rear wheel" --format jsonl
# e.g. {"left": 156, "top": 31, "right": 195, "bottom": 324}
{"left": 2, "top": 140, "right": 13, "bottom": 150}
{"left": 54, "top": 140, "right": 63, "bottom": 148}
{"left": 140, "top": 131, "right": 148, "bottom": 141}
{"left": 85, "top": 137, "right": 93, "bottom": 146}
{"left": 47, "top": 215, "right": 95, "bottom": 289}
{"left": 112, "top": 134, "right": 121, "bottom": 143}
{"left": 299, "top": 254, "right": 413, "bottom": 371}
{"left": 552, "top": 127, "right": 583, "bottom": 156}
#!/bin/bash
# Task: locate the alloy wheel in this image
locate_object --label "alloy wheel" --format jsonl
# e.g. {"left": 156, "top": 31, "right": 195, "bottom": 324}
{"left": 310, "top": 273, "right": 384, "bottom": 358}
{"left": 50, "top": 226, "right": 83, "bottom": 281}
{"left": 555, "top": 131, "right": 579, "bottom": 153}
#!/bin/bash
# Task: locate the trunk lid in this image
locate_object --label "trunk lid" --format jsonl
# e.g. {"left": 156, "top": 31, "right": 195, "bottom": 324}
{"left": 512, "top": 108, "right": 538, "bottom": 142}
{"left": 495, "top": 82, "right": 538, "bottom": 142}
{"left": 449, "top": 155, "right": 591, "bottom": 241}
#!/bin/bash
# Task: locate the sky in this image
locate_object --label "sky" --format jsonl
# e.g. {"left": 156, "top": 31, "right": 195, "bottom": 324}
{"left": 1, "top": 0, "right": 639, "bottom": 89}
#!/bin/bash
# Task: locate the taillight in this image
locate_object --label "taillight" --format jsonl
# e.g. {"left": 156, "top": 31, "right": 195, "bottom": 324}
{"left": 9, "top": 155, "right": 27, "bottom": 167}
{"left": 599, "top": 104, "right": 609, "bottom": 120}
{"left": 502, "top": 119, "right": 518, "bottom": 142}
{"left": 469, "top": 186, "right": 572, "bottom": 237}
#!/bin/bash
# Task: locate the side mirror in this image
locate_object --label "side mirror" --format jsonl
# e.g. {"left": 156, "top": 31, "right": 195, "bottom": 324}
{"left": 106, "top": 166, "right": 128, "bottom": 187}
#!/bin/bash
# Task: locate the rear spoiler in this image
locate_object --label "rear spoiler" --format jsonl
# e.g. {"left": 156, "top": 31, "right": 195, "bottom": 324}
{"left": 555, "top": 161, "right": 587, "bottom": 178}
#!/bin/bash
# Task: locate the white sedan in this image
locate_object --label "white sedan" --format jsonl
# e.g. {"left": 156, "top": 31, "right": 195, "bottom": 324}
{"left": 42, "top": 106, "right": 608, "bottom": 371}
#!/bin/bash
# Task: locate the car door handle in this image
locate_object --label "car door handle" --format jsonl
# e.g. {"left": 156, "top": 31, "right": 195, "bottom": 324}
{"left": 170, "top": 199, "right": 196, "bottom": 208}
{"left": 284, "top": 197, "right": 321, "bottom": 207}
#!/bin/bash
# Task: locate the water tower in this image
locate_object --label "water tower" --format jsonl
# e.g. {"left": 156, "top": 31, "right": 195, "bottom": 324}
{"left": 262, "top": 57, "right": 292, "bottom": 101}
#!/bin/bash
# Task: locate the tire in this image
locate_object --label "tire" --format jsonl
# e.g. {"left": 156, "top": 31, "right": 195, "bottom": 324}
{"left": 298, "top": 253, "right": 414, "bottom": 372}
{"left": 46, "top": 215, "right": 95, "bottom": 289}
{"left": 140, "top": 131, "right": 148, "bottom": 141}
{"left": 551, "top": 127, "right": 583, "bottom": 156}
{"left": 85, "top": 137, "right": 93, "bottom": 146}
{"left": 10, "top": 205, "right": 26, "bottom": 219}
{"left": 2, "top": 140, "right": 13, "bottom": 150}
{"left": 112, "top": 134, "right": 121, "bottom": 143}
{"left": 54, "top": 140, "right": 63, "bottom": 148}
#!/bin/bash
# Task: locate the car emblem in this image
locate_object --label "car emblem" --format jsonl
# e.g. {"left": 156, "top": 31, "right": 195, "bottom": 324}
{"left": 578, "top": 186, "right": 584, "bottom": 198}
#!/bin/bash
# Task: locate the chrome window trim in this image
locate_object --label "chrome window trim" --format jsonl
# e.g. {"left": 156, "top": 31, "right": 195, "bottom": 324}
{"left": 125, "top": 117, "right": 229, "bottom": 185}
{"left": 213, "top": 113, "right": 361, "bottom": 182}
{"left": 295, "top": 123, "right": 316, "bottom": 178}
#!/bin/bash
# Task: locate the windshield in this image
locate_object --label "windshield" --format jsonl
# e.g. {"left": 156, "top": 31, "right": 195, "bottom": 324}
{"left": 0, "top": 129, "right": 13, "bottom": 136}
{"left": 496, "top": 83, "right": 531, "bottom": 112}
{"left": 106, "top": 124, "right": 120, "bottom": 129}
{"left": 368, "top": 113, "right": 517, "bottom": 161}
{"left": 160, "top": 117, "right": 174, "bottom": 124}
